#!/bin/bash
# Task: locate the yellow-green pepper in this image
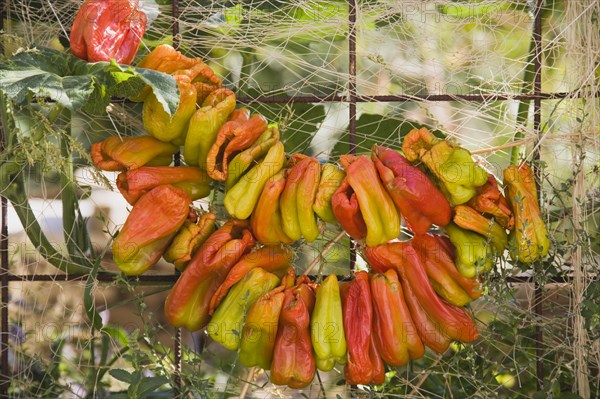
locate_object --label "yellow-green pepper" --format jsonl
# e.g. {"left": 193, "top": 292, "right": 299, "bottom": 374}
{"left": 402, "top": 127, "right": 488, "bottom": 205}
{"left": 311, "top": 275, "right": 347, "bottom": 371}
{"left": 224, "top": 141, "right": 286, "bottom": 220}
{"left": 183, "top": 88, "right": 236, "bottom": 168}
{"left": 143, "top": 74, "right": 197, "bottom": 145}
{"left": 313, "top": 163, "right": 345, "bottom": 223}
{"left": 444, "top": 222, "right": 495, "bottom": 278}
{"left": 207, "top": 268, "right": 280, "bottom": 351}
{"left": 504, "top": 163, "right": 550, "bottom": 263}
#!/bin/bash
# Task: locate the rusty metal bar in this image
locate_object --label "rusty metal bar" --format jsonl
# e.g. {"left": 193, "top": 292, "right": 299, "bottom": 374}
{"left": 347, "top": 0, "right": 357, "bottom": 275}
{"left": 171, "top": 0, "right": 183, "bottom": 396}
{"left": 533, "top": 0, "right": 545, "bottom": 390}
{"left": 1, "top": 3, "right": 10, "bottom": 394}
{"left": 235, "top": 91, "right": 592, "bottom": 104}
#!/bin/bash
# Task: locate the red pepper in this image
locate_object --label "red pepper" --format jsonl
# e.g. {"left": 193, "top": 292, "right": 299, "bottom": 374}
{"left": 340, "top": 271, "right": 385, "bottom": 385}
{"left": 116, "top": 166, "right": 211, "bottom": 205}
{"left": 91, "top": 136, "right": 177, "bottom": 171}
{"left": 164, "top": 220, "right": 255, "bottom": 331}
{"left": 370, "top": 269, "right": 425, "bottom": 366}
{"left": 467, "top": 174, "right": 514, "bottom": 230}
{"left": 208, "top": 245, "right": 293, "bottom": 314}
{"left": 372, "top": 145, "right": 451, "bottom": 234}
{"left": 70, "top": 0, "right": 147, "bottom": 64}
{"left": 270, "top": 279, "right": 316, "bottom": 389}
{"left": 331, "top": 178, "right": 367, "bottom": 241}
{"left": 112, "top": 185, "right": 191, "bottom": 275}
{"left": 205, "top": 110, "right": 268, "bottom": 181}
{"left": 365, "top": 242, "right": 478, "bottom": 344}
{"left": 411, "top": 234, "right": 482, "bottom": 307}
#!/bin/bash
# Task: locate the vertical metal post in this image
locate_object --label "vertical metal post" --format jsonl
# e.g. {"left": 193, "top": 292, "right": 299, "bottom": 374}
{"left": 533, "top": 0, "right": 544, "bottom": 390}
{"left": 348, "top": 0, "right": 357, "bottom": 272}
{"left": 0, "top": 2, "right": 11, "bottom": 396}
{"left": 171, "top": 1, "right": 183, "bottom": 397}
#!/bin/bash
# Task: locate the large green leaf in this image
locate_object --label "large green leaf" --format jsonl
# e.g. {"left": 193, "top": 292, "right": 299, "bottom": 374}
{"left": 0, "top": 47, "right": 180, "bottom": 115}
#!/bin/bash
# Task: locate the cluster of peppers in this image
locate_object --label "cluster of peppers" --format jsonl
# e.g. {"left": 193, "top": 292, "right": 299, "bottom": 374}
{"left": 89, "top": 45, "right": 551, "bottom": 388}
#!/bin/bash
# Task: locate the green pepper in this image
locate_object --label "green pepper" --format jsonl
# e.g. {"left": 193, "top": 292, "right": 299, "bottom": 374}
{"left": 311, "top": 275, "right": 347, "bottom": 371}
{"left": 183, "top": 88, "right": 236, "bottom": 168}
{"left": 143, "top": 75, "right": 197, "bottom": 145}
{"left": 207, "top": 268, "right": 280, "bottom": 351}
{"left": 163, "top": 213, "right": 216, "bottom": 271}
{"left": 225, "top": 125, "right": 280, "bottom": 190}
{"left": 224, "top": 141, "right": 286, "bottom": 220}
{"left": 313, "top": 163, "right": 345, "bottom": 223}
{"left": 402, "top": 127, "right": 488, "bottom": 205}
{"left": 444, "top": 223, "right": 495, "bottom": 278}
{"left": 504, "top": 163, "right": 550, "bottom": 263}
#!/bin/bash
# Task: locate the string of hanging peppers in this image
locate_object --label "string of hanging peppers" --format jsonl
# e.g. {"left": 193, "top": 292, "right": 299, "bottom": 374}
{"left": 72, "top": 5, "right": 551, "bottom": 387}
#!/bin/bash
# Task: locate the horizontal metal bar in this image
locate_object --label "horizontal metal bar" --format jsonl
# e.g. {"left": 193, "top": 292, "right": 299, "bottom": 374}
{"left": 3, "top": 272, "right": 591, "bottom": 285}
{"left": 236, "top": 91, "right": 595, "bottom": 104}
{"left": 4, "top": 273, "right": 178, "bottom": 283}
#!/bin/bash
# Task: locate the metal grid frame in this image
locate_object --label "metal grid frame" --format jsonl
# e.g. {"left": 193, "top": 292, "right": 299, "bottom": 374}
{"left": 0, "top": 0, "right": 585, "bottom": 396}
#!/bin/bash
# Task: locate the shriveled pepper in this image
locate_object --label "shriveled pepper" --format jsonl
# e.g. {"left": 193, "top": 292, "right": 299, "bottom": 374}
{"left": 270, "top": 279, "right": 316, "bottom": 389}
{"left": 467, "top": 174, "right": 514, "bottom": 230}
{"left": 207, "top": 268, "right": 280, "bottom": 351}
{"left": 70, "top": 0, "right": 147, "bottom": 64}
{"left": 340, "top": 271, "right": 385, "bottom": 385}
{"left": 91, "top": 136, "right": 177, "bottom": 171}
{"left": 239, "top": 282, "right": 288, "bottom": 370}
{"left": 239, "top": 269, "right": 295, "bottom": 369}
{"left": 331, "top": 178, "right": 367, "bottom": 241}
{"left": 143, "top": 74, "right": 198, "bottom": 145}
{"left": 453, "top": 205, "right": 508, "bottom": 253}
{"left": 370, "top": 269, "right": 424, "bottom": 365}
{"left": 209, "top": 245, "right": 293, "bottom": 314}
{"left": 365, "top": 242, "right": 478, "bottom": 343}
{"left": 116, "top": 166, "right": 211, "bottom": 205}
{"left": 280, "top": 156, "right": 322, "bottom": 242}
{"left": 444, "top": 222, "right": 495, "bottom": 278}
{"left": 163, "top": 213, "right": 216, "bottom": 270}
{"left": 313, "top": 163, "right": 345, "bottom": 223}
{"left": 339, "top": 155, "right": 400, "bottom": 247}
{"left": 411, "top": 234, "right": 482, "bottom": 306}
{"left": 250, "top": 171, "right": 294, "bottom": 245}
{"left": 402, "top": 127, "right": 488, "bottom": 205}
{"left": 311, "top": 275, "right": 347, "bottom": 371}
{"left": 112, "top": 185, "right": 191, "bottom": 275}
{"left": 372, "top": 145, "right": 451, "bottom": 234}
{"left": 504, "top": 163, "right": 550, "bottom": 263}
{"left": 132, "top": 44, "right": 222, "bottom": 102}
{"left": 183, "top": 89, "right": 236, "bottom": 168}
{"left": 399, "top": 265, "right": 451, "bottom": 354}
{"left": 206, "top": 112, "right": 268, "bottom": 181}
{"left": 225, "top": 125, "right": 280, "bottom": 190}
{"left": 164, "top": 220, "right": 255, "bottom": 331}
{"left": 224, "top": 141, "right": 286, "bottom": 220}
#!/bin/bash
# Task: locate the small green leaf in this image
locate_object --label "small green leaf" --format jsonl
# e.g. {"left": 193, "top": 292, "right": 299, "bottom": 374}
{"left": 137, "top": 376, "right": 169, "bottom": 395}
{"left": 109, "top": 368, "right": 133, "bottom": 384}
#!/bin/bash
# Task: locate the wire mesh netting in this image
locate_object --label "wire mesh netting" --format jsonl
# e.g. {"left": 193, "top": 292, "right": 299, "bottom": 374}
{"left": 1, "top": 0, "right": 599, "bottom": 398}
